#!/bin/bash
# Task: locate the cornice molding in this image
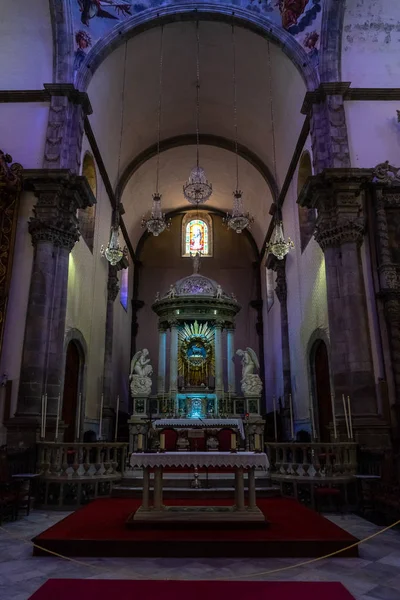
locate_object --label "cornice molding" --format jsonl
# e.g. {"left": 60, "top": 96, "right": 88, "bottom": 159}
{"left": 0, "top": 84, "right": 92, "bottom": 115}
{"left": 301, "top": 84, "right": 400, "bottom": 115}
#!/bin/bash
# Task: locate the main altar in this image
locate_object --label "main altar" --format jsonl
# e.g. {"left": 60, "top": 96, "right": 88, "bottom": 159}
{"left": 128, "top": 257, "right": 265, "bottom": 455}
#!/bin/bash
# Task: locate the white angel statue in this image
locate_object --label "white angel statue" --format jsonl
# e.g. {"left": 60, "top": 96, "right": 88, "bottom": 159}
{"left": 236, "top": 347, "right": 262, "bottom": 397}
{"left": 129, "top": 349, "right": 153, "bottom": 397}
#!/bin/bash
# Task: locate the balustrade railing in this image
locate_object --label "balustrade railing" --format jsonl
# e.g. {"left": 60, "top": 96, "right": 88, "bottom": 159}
{"left": 266, "top": 442, "right": 358, "bottom": 478}
{"left": 36, "top": 442, "right": 128, "bottom": 479}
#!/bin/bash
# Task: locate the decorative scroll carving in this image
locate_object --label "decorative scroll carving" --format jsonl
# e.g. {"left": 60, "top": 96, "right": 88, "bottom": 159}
{"left": 177, "top": 275, "right": 215, "bottom": 296}
{"left": 0, "top": 151, "right": 23, "bottom": 358}
{"left": 373, "top": 161, "right": 400, "bottom": 186}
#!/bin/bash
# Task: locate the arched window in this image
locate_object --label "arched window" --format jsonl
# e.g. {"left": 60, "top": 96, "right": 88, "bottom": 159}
{"left": 79, "top": 152, "right": 97, "bottom": 252}
{"left": 120, "top": 267, "right": 129, "bottom": 311}
{"left": 297, "top": 151, "right": 316, "bottom": 253}
{"left": 181, "top": 212, "right": 213, "bottom": 257}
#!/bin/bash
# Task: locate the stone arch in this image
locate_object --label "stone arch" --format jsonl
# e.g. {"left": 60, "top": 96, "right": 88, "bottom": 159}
{"left": 297, "top": 150, "right": 316, "bottom": 253}
{"left": 49, "top": 0, "right": 74, "bottom": 83}
{"left": 74, "top": 6, "right": 320, "bottom": 93}
{"left": 306, "top": 328, "right": 333, "bottom": 442}
{"left": 319, "top": 0, "right": 346, "bottom": 83}
{"left": 78, "top": 152, "right": 97, "bottom": 252}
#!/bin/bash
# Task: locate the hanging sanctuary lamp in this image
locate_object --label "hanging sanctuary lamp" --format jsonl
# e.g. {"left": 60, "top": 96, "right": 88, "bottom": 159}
{"left": 183, "top": 19, "right": 212, "bottom": 205}
{"left": 101, "top": 42, "right": 128, "bottom": 265}
{"left": 223, "top": 17, "right": 253, "bottom": 234}
{"left": 142, "top": 25, "right": 171, "bottom": 236}
{"left": 265, "top": 41, "right": 294, "bottom": 260}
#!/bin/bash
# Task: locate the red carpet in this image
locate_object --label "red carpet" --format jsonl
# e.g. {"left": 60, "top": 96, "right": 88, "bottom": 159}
{"left": 29, "top": 580, "right": 356, "bottom": 600}
{"left": 33, "top": 498, "right": 358, "bottom": 558}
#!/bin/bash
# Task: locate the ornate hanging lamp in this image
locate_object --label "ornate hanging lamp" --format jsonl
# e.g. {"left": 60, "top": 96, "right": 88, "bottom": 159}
{"left": 265, "top": 41, "right": 294, "bottom": 260}
{"left": 183, "top": 19, "right": 212, "bottom": 205}
{"left": 224, "top": 18, "right": 253, "bottom": 234}
{"left": 101, "top": 42, "right": 128, "bottom": 265}
{"left": 142, "top": 25, "right": 170, "bottom": 236}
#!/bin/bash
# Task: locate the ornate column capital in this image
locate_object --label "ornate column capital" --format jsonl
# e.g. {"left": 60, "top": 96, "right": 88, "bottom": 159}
{"left": 213, "top": 319, "right": 225, "bottom": 329}
{"left": 169, "top": 318, "right": 179, "bottom": 329}
{"left": 23, "top": 169, "right": 96, "bottom": 251}
{"left": 298, "top": 169, "right": 371, "bottom": 250}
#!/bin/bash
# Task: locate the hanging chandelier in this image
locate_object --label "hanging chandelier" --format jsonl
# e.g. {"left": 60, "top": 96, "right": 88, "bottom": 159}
{"left": 101, "top": 224, "right": 128, "bottom": 266}
{"left": 183, "top": 20, "right": 212, "bottom": 205}
{"left": 223, "top": 18, "right": 253, "bottom": 234}
{"left": 142, "top": 25, "right": 171, "bottom": 236}
{"left": 101, "top": 43, "right": 128, "bottom": 266}
{"left": 266, "top": 220, "right": 294, "bottom": 260}
{"left": 265, "top": 41, "right": 294, "bottom": 260}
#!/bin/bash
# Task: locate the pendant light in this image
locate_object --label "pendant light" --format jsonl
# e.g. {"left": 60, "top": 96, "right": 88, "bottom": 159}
{"left": 183, "top": 18, "right": 212, "bottom": 205}
{"left": 265, "top": 40, "right": 294, "bottom": 259}
{"left": 141, "top": 24, "right": 171, "bottom": 236}
{"left": 101, "top": 42, "right": 128, "bottom": 265}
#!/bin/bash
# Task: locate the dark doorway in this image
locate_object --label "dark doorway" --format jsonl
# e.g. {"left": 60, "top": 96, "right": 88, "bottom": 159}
{"left": 62, "top": 341, "right": 80, "bottom": 443}
{"left": 312, "top": 340, "right": 332, "bottom": 443}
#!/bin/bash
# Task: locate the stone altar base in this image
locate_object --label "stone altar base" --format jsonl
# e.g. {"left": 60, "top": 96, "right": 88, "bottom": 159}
{"left": 126, "top": 504, "right": 268, "bottom": 529}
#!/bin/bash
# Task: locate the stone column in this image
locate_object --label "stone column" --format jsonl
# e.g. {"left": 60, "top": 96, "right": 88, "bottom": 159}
{"left": 226, "top": 327, "right": 236, "bottom": 393}
{"left": 101, "top": 264, "right": 120, "bottom": 440}
{"left": 267, "top": 256, "right": 292, "bottom": 405}
{"left": 157, "top": 324, "right": 167, "bottom": 395}
{"left": 214, "top": 320, "right": 224, "bottom": 395}
{"left": 169, "top": 320, "right": 179, "bottom": 412}
{"left": 298, "top": 170, "right": 379, "bottom": 422}
{"left": 10, "top": 170, "right": 95, "bottom": 445}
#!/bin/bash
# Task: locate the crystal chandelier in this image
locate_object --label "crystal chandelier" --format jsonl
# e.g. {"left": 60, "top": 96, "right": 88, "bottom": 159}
{"left": 142, "top": 25, "right": 170, "bottom": 236}
{"left": 183, "top": 20, "right": 212, "bottom": 205}
{"left": 265, "top": 41, "right": 294, "bottom": 260}
{"left": 223, "top": 19, "right": 253, "bottom": 233}
{"left": 101, "top": 225, "right": 128, "bottom": 266}
{"left": 266, "top": 220, "right": 294, "bottom": 260}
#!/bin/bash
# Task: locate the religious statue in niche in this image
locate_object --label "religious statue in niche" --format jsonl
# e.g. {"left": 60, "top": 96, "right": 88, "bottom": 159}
{"left": 178, "top": 321, "right": 214, "bottom": 388}
{"left": 236, "top": 347, "right": 263, "bottom": 396}
{"left": 167, "top": 284, "right": 177, "bottom": 298}
{"left": 129, "top": 349, "right": 153, "bottom": 396}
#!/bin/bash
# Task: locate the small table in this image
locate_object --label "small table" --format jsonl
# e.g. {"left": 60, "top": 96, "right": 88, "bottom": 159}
{"left": 12, "top": 474, "right": 40, "bottom": 516}
{"left": 128, "top": 451, "right": 269, "bottom": 527}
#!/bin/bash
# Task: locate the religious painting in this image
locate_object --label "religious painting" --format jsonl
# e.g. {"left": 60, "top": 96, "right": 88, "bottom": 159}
{"left": 182, "top": 212, "right": 212, "bottom": 257}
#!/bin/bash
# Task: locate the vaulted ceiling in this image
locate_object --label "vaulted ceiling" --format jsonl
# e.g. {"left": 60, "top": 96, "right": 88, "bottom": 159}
{"left": 87, "top": 18, "right": 307, "bottom": 251}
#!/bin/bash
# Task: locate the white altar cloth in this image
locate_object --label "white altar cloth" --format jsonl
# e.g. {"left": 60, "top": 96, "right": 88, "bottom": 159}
{"left": 130, "top": 451, "right": 269, "bottom": 470}
{"left": 153, "top": 418, "right": 245, "bottom": 439}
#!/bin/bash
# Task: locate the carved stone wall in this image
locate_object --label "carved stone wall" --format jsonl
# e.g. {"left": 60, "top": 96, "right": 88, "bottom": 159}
{"left": 0, "top": 151, "right": 23, "bottom": 360}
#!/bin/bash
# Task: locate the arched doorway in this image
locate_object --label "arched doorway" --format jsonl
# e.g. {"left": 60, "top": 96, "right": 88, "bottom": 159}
{"left": 62, "top": 341, "right": 81, "bottom": 443}
{"left": 311, "top": 340, "right": 332, "bottom": 443}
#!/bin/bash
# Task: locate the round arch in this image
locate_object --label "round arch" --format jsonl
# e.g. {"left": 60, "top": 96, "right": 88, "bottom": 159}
{"left": 62, "top": 328, "right": 88, "bottom": 442}
{"left": 75, "top": 6, "right": 320, "bottom": 92}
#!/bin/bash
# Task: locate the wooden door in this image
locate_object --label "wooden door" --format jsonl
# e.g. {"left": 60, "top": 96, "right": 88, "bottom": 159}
{"left": 313, "top": 341, "right": 332, "bottom": 443}
{"left": 62, "top": 342, "right": 80, "bottom": 443}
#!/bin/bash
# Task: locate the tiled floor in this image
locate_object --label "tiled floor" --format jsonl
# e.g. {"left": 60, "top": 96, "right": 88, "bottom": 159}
{"left": 0, "top": 510, "right": 400, "bottom": 600}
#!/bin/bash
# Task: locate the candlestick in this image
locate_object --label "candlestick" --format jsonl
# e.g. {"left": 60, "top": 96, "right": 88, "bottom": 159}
{"left": 331, "top": 393, "right": 337, "bottom": 439}
{"left": 347, "top": 395, "right": 353, "bottom": 439}
{"left": 254, "top": 433, "right": 261, "bottom": 452}
{"left": 309, "top": 399, "right": 316, "bottom": 440}
{"left": 40, "top": 394, "right": 45, "bottom": 439}
{"left": 115, "top": 395, "right": 120, "bottom": 441}
{"left": 289, "top": 394, "right": 294, "bottom": 440}
{"left": 273, "top": 395, "right": 277, "bottom": 442}
{"left": 43, "top": 393, "right": 48, "bottom": 439}
{"left": 76, "top": 393, "right": 82, "bottom": 441}
{"left": 99, "top": 394, "right": 104, "bottom": 440}
{"left": 137, "top": 433, "right": 143, "bottom": 451}
{"left": 160, "top": 433, "right": 165, "bottom": 451}
{"left": 55, "top": 393, "right": 61, "bottom": 441}
{"left": 230, "top": 432, "right": 237, "bottom": 452}
{"left": 342, "top": 394, "right": 350, "bottom": 439}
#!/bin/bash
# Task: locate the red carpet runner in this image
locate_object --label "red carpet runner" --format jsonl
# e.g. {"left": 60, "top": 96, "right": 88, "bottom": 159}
{"left": 33, "top": 498, "right": 358, "bottom": 558}
{"left": 29, "top": 579, "right": 356, "bottom": 600}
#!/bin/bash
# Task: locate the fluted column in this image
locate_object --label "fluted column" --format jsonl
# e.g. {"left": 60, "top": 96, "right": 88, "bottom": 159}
{"left": 169, "top": 320, "right": 179, "bottom": 405}
{"left": 299, "top": 171, "right": 377, "bottom": 418}
{"left": 17, "top": 171, "right": 95, "bottom": 422}
{"left": 157, "top": 324, "right": 167, "bottom": 395}
{"left": 226, "top": 327, "right": 236, "bottom": 393}
{"left": 214, "top": 320, "right": 224, "bottom": 395}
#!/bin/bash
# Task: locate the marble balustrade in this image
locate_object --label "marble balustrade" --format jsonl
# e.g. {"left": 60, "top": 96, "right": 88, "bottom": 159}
{"left": 266, "top": 442, "right": 358, "bottom": 478}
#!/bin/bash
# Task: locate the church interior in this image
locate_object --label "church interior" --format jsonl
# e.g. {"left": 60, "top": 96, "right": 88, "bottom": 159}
{"left": 1, "top": 1, "right": 400, "bottom": 599}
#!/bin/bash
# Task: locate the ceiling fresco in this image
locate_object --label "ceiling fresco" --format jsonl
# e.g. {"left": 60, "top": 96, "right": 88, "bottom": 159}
{"left": 72, "top": 0, "right": 322, "bottom": 77}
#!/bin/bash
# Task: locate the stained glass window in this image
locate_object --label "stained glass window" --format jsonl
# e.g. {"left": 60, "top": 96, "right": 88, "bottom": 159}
{"left": 182, "top": 213, "right": 213, "bottom": 257}
{"left": 120, "top": 267, "right": 128, "bottom": 311}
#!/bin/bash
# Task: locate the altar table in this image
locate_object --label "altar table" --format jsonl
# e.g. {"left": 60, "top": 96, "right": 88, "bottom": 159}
{"left": 153, "top": 418, "right": 245, "bottom": 439}
{"left": 129, "top": 451, "right": 269, "bottom": 525}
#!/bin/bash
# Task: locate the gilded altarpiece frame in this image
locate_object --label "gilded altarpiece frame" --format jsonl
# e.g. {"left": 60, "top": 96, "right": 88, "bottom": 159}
{"left": 0, "top": 151, "right": 23, "bottom": 359}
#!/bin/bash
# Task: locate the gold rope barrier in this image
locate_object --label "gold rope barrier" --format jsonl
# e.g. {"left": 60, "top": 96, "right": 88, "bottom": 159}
{"left": 1, "top": 517, "right": 400, "bottom": 580}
